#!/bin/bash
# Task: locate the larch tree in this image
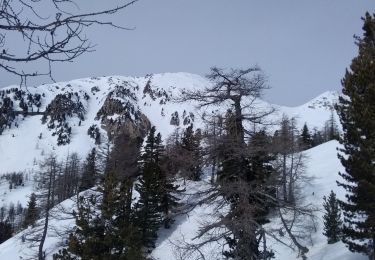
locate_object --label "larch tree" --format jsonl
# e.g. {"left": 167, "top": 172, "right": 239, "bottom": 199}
{"left": 178, "top": 67, "right": 275, "bottom": 259}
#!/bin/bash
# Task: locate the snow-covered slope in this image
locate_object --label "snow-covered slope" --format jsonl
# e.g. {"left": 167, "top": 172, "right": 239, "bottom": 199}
{"left": 0, "top": 72, "right": 345, "bottom": 259}
{"left": 0, "top": 141, "right": 365, "bottom": 260}
{"left": 0, "top": 73, "right": 209, "bottom": 174}
{"left": 0, "top": 73, "right": 338, "bottom": 172}
{"left": 274, "top": 91, "right": 339, "bottom": 130}
{"left": 150, "top": 141, "right": 366, "bottom": 260}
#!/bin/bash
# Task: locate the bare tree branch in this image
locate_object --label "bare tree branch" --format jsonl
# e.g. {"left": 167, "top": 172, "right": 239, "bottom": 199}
{"left": 0, "top": 0, "right": 138, "bottom": 86}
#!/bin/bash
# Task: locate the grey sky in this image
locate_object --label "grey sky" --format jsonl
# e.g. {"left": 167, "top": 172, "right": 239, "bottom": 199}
{"left": 1, "top": 0, "right": 374, "bottom": 105}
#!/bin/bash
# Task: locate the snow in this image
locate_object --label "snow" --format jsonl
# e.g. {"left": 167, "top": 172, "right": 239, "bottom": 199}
{"left": 0, "top": 72, "right": 356, "bottom": 259}
{"left": 151, "top": 141, "right": 367, "bottom": 260}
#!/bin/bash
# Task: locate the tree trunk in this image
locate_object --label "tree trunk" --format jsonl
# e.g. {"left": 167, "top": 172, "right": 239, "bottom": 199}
{"left": 233, "top": 99, "right": 244, "bottom": 146}
{"left": 282, "top": 154, "right": 288, "bottom": 202}
{"left": 288, "top": 154, "right": 295, "bottom": 204}
{"left": 38, "top": 165, "right": 55, "bottom": 260}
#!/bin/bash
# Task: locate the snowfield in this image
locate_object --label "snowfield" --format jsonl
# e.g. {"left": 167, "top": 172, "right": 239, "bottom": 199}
{"left": 0, "top": 73, "right": 359, "bottom": 259}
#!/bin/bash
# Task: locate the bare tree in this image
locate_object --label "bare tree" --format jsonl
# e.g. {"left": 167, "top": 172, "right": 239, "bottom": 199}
{"left": 179, "top": 67, "right": 274, "bottom": 143}
{"left": 33, "top": 154, "right": 60, "bottom": 260}
{"left": 0, "top": 0, "right": 138, "bottom": 85}
{"left": 271, "top": 115, "right": 318, "bottom": 259}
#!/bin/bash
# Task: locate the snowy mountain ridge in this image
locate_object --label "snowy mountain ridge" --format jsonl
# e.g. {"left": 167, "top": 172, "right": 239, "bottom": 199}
{"left": 0, "top": 72, "right": 339, "bottom": 173}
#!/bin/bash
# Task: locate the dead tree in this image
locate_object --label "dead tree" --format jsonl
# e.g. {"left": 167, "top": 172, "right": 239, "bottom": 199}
{"left": 0, "top": 0, "right": 138, "bottom": 85}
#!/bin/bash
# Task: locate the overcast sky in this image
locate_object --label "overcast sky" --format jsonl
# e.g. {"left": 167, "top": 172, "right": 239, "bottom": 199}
{"left": 1, "top": 0, "right": 374, "bottom": 105}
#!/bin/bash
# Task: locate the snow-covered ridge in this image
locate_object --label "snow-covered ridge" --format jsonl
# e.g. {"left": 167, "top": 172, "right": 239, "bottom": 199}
{"left": 0, "top": 72, "right": 339, "bottom": 173}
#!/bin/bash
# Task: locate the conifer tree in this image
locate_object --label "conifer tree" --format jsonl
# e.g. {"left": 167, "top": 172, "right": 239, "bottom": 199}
{"left": 23, "top": 193, "right": 38, "bottom": 228}
{"left": 79, "top": 148, "right": 98, "bottom": 192}
{"left": 311, "top": 128, "right": 324, "bottom": 147}
{"left": 113, "top": 179, "right": 144, "bottom": 260}
{"left": 322, "top": 190, "right": 342, "bottom": 244}
{"left": 0, "top": 220, "right": 13, "bottom": 243}
{"left": 156, "top": 133, "right": 181, "bottom": 229}
{"left": 180, "top": 124, "right": 203, "bottom": 181}
{"left": 336, "top": 13, "right": 375, "bottom": 259}
{"left": 100, "top": 171, "right": 118, "bottom": 257}
{"left": 247, "top": 130, "right": 275, "bottom": 237}
{"left": 300, "top": 123, "right": 312, "bottom": 148}
{"left": 64, "top": 193, "right": 106, "bottom": 259}
{"left": 327, "top": 110, "right": 339, "bottom": 141}
{"left": 57, "top": 170, "right": 144, "bottom": 259}
{"left": 135, "top": 126, "right": 163, "bottom": 249}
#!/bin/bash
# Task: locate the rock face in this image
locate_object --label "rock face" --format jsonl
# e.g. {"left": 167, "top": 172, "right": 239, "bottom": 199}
{"left": 0, "top": 76, "right": 160, "bottom": 154}
{"left": 97, "top": 94, "right": 151, "bottom": 141}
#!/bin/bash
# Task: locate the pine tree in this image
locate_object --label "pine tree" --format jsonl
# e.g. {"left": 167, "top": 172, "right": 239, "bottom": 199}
{"left": 135, "top": 126, "right": 162, "bottom": 250}
{"left": 79, "top": 148, "right": 98, "bottom": 192}
{"left": 300, "top": 123, "right": 312, "bottom": 148}
{"left": 0, "top": 220, "right": 13, "bottom": 243}
{"left": 328, "top": 110, "right": 339, "bottom": 141}
{"left": 23, "top": 193, "right": 38, "bottom": 228}
{"left": 66, "top": 193, "right": 107, "bottom": 259}
{"left": 323, "top": 191, "right": 342, "bottom": 244}
{"left": 57, "top": 172, "right": 118, "bottom": 260}
{"left": 100, "top": 171, "right": 118, "bottom": 258}
{"left": 57, "top": 171, "right": 144, "bottom": 260}
{"left": 311, "top": 128, "right": 324, "bottom": 147}
{"left": 336, "top": 13, "right": 375, "bottom": 259}
{"left": 180, "top": 124, "right": 203, "bottom": 181}
{"left": 156, "top": 133, "right": 181, "bottom": 229}
{"left": 113, "top": 179, "right": 144, "bottom": 260}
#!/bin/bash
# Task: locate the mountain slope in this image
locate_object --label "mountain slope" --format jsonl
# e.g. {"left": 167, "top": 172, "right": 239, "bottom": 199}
{"left": 0, "top": 72, "right": 345, "bottom": 259}
{"left": 149, "top": 141, "right": 366, "bottom": 260}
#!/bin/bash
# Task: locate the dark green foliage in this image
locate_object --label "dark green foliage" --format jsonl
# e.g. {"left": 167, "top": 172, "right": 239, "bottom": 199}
{"left": 53, "top": 248, "right": 77, "bottom": 260}
{"left": 66, "top": 194, "right": 108, "bottom": 259}
{"left": 159, "top": 154, "right": 181, "bottom": 229}
{"left": 326, "top": 111, "right": 339, "bottom": 141}
{"left": 248, "top": 130, "right": 276, "bottom": 215}
{"left": 300, "top": 123, "right": 312, "bottom": 148}
{"left": 57, "top": 171, "right": 144, "bottom": 259}
{"left": 112, "top": 180, "right": 144, "bottom": 260}
{"left": 311, "top": 128, "right": 324, "bottom": 147}
{"left": 23, "top": 193, "right": 38, "bottom": 228}
{"left": 0, "top": 220, "right": 12, "bottom": 243}
{"left": 336, "top": 13, "right": 375, "bottom": 258}
{"left": 87, "top": 125, "right": 101, "bottom": 145}
{"left": 159, "top": 175, "right": 180, "bottom": 229}
{"left": 323, "top": 191, "right": 342, "bottom": 244}
{"left": 58, "top": 178, "right": 144, "bottom": 259}
{"left": 79, "top": 148, "right": 98, "bottom": 192}
{"left": 135, "top": 126, "right": 163, "bottom": 249}
{"left": 180, "top": 124, "right": 203, "bottom": 181}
